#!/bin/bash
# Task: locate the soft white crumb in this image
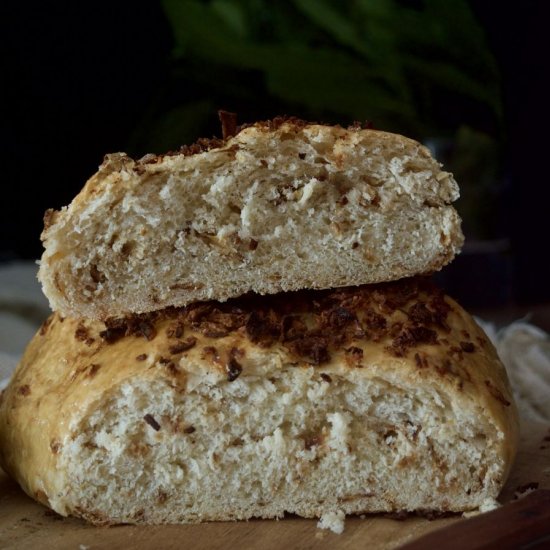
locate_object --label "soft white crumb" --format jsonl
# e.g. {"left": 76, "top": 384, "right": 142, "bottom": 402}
{"left": 79, "top": 545, "right": 90, "bottom": 550}
{"left": 514, "top": 485, "right": 538, "bottom": 500}
{"left": 462, "top": 497, "right": 500, "bottom": 518}
{"left": 317, "top": 510, "right": 346, "bottom": 534}
{"left": 479, "top": 497, "right": 500, "bottom": 512}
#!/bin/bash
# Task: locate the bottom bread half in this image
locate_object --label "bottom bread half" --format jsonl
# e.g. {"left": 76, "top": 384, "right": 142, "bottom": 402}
{"left": 0, "top": 281, "right": 518, "bottom": 524}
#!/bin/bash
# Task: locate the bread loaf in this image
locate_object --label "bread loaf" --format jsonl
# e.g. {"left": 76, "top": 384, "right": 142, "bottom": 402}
{"left": 38, "top": 119, "right": 463, "bottom": 320}
{"left": 0, "top": 279, "right": 518, "bottom": 524}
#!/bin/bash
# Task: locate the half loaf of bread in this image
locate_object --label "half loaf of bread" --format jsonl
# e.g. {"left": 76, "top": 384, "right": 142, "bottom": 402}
{"left": 38, "top": 119, "right": 463, "bottom": 320}
{"left": 0, "top": 279, "right": 517, "bottom": 524}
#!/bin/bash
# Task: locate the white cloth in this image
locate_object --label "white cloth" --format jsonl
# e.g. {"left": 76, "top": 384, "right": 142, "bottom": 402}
{"left": 0, "top": 262, "right": 549, "bottom": 422}
{"left": 478, "top": 319, "right": 550, "bottom": 423}
{"left": 0, "top": 261, "right": 50, "bottom": 389}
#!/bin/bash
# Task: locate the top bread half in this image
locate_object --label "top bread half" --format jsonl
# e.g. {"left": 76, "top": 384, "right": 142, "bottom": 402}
{"left": 39, "top": 118, "right": 463, "bottom": 320}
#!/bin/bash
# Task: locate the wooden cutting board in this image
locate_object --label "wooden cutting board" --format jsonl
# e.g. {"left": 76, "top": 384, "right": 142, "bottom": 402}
{"left": 1, "top": 421, "right": 549, "bottom": 550}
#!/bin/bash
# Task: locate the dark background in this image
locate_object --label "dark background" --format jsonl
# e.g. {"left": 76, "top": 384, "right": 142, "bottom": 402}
{"left": 2, "top": 0, "right": 549, "bottom": 308}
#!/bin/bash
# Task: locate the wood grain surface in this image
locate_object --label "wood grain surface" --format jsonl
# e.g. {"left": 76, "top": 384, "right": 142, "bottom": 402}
{"left": 399, "top": 490, "right": 550, "bottom": 550}
{"left": 1, "top": 421, "right": 548, "bottom": 550}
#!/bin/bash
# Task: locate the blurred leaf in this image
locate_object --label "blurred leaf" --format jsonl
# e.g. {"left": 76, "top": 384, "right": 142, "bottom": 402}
{"left": 163, "top": 0, "right": 416, "bottom": 123}
{"left": 292, "top": 0, "right": 369, "bottom": 57}
{"left": 211, "top": 0, "right": 248, "bottom": 38}
{"left": 292, "top": 0, "right": 410, "bottom": 103}
{"left": 135, "top": 100, "right": 215, "bottom": 153}
{"left": 163, "top": 0, "right": 244, "bottom": 60}
{"left": 403, "top": 57, "right": 502, "bottom": 118}
{"left": 158, "top": 0, "right": 503, "bottom": 141}
{"left": 423, "top": 0, "right": 499, "bottom": 80}
{"left": 265, "top": 44, "right": 416, "bottom": 124}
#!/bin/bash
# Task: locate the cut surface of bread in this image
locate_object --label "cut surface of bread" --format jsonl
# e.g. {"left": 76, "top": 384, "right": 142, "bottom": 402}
{"left": 38, "top": 119, "right": 463, "bottom": 320}
{"left": 0, "top": 279, "right": 517, "bottom": 524}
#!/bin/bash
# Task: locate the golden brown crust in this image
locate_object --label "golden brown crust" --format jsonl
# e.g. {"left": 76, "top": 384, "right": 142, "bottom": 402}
{"left": 94, "top": 117, "right": 320, "bottom": 179}
{"left": 111, "top": 117, "right": 374, "bottom": 175}
{"left": 97, "top": 277, "right": 456, "bottom": 366}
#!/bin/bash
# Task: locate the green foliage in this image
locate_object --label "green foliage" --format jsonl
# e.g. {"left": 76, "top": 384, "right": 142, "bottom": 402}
{"left": 156, "top": 0, "right": 501, "bottom": 137}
